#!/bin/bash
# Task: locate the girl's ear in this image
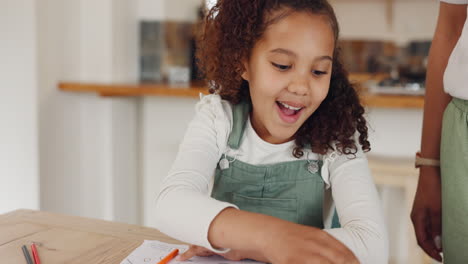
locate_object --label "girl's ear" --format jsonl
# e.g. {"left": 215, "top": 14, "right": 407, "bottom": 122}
{"left": 241, "top": 61, "right": 250, "bottom": 81}
{"left": 241, "top": 71, "right": 249, "bottom": 81}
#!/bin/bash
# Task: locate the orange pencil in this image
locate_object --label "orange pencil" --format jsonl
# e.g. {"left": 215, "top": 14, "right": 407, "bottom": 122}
{"left": 157, "top": 249, "right": 179, "bottom": 264}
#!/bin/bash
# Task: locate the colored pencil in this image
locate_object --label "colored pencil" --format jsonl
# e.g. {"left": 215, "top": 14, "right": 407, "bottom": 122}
{"left": 157, "top": 249, "right": 179, "bottom": 264}
{"left": 31, "top": 243, "right": 41, "bottom": 264}
{"left": 21, "top": 245, "right": 33, "bottom": 264}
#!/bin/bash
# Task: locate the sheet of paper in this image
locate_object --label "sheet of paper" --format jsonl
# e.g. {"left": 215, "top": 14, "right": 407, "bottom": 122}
{"left": 120, "top": 240, "right": 265, "bottom": 264}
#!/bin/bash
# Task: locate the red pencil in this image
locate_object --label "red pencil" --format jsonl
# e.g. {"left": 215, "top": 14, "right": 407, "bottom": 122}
{"left": 157, "top": 249, "right": 179, "bottom": 264}
{"left": 30, "top": 243, "right": 41, "bottom": 264}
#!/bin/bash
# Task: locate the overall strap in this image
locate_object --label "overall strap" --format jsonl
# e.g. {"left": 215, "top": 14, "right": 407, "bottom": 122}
{"left": 227, "top": 100, "right": 251, "bottom": 150}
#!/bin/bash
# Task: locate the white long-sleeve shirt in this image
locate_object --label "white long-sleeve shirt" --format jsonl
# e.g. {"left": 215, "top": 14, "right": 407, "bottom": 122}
{"left": 155, "top": 94, "right": 388, "bottom": 264}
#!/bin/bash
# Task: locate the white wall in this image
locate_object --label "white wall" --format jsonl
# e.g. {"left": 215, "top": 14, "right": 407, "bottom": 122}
{"left": 38, "top": 0, "right": 140, "bottom": 224}
{"left": 137, "top": 0, "right": 203, "bottom": 226}
{"left": 138, "top": 0, "right": 201, "bottom": 22}
{"left": 164, "top": 0, "right": 203, "bottom": 22}
{"left": 35, "top": 0, "right": 176, "bottom": 225}
{"left": 138, "top": 0, "right": 165, "bottom": 20}
{"left": 367, "top": 108, "right": 423, "bottom": 158}
{"left": 331, "top": 0, "right": 439, "bottom": 44}
{"left": 141, "top": 97, "right": 198, "bottom": 226}
{"left": 0, "top": 0, "right": 39, "bottom": 213}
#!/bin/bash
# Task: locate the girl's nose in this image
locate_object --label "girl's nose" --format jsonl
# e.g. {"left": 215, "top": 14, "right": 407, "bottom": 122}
{"left": 287, "top": 78, "right": 309, "bottom": 96}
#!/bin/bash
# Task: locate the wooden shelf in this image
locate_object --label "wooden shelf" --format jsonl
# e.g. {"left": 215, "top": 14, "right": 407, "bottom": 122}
{"left": 59, "top": 78, "right": 424, "bottom": 109}
{"left": 59, "top": 82, "right": 208, "bottom": 98}
{"left": 361, "top": 93, "right": 424, "bottom": 109}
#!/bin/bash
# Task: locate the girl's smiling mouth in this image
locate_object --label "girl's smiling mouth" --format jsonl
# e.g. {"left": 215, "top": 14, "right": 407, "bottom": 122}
{"left": 276, "top": 101, "right": 305, "bottom": 124}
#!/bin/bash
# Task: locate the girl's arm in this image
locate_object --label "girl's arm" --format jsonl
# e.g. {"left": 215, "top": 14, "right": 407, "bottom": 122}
{"left": 323, "top": 151, "right": 389, "bottom": 264}
{"left": 155, "top": 95, "right": 237, "bottom": 251}
{"left": 206, "top": 207, "right": 358, "bottom": 264}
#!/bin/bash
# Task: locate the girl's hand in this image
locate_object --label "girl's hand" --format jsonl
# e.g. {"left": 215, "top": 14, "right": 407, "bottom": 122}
{"left": 261, "top": 222, "right": 359, "bottom": 264}
{"left": 175, "top": 245, "right": 216, "bottom": 261}
{"left": 175, "top": 245, "right": 259, "bottom": 262}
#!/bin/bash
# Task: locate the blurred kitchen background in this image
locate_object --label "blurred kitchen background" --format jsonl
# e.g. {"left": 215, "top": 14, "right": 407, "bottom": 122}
{"left": 0, "top": 0, "right": 440, "bottom": 263}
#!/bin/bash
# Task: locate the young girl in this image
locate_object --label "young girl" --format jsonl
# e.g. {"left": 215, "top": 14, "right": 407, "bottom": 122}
{"left": 155, "top": 0, "right": 388, "bottom": 263}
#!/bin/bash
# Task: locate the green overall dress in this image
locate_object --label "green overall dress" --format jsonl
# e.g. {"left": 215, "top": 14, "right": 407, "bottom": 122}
{"left": 211, "top": 101, "right": 340, "bottom": 228}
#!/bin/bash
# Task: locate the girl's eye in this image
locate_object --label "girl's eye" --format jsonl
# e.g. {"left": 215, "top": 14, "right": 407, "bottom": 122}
{"left": 313, "top": 70, "right": 327, "bottom": 76}
{"left": 272, "top": 62, "right": 291, "bottom": 71}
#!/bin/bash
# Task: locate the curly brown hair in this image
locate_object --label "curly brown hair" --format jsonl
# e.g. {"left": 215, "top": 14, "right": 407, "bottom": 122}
{"left": 196, "top": 0, "right": 370, "bottom": 157}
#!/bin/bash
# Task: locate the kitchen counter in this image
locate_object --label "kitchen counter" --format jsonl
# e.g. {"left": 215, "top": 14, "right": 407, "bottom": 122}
{"left": 58, "top": 73, "right": 424, "bottom": 109}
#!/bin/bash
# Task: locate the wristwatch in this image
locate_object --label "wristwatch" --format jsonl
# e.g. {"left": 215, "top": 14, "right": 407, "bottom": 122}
{"left": 415, "top": 151, "right": 440, "bottom": 168}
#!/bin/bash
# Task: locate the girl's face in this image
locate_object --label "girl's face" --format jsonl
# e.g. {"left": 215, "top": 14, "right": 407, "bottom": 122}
{"left": 242, "top": 10, "right": 335, "bottom": 144}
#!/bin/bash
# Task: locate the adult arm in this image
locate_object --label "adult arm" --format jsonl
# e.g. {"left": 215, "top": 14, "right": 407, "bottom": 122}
{"left": 411, "top": 2, "right": 467, "bottom": 261}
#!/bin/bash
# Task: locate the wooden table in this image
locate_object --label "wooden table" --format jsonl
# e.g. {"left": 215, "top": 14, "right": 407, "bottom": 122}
{"left": 0, "top": 209, "right": 182, "bottom": 263}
